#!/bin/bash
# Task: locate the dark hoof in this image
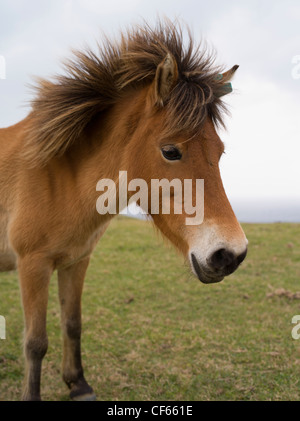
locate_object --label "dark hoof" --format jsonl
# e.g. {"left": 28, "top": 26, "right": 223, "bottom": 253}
{"left": 69, "top": 377, "right": 96, "bottom": 401}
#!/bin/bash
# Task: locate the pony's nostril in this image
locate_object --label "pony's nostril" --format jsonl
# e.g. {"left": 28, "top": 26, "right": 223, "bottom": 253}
{"left": 208, "top": 248, "right": 235, "bottom": 271}
{"left": 208, "top": 247, "right": 248, "bottom": 273}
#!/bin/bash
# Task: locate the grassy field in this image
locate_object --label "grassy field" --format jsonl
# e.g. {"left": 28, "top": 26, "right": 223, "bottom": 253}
{"left": 0, "top": 217, "right": 300, "bottom": 401}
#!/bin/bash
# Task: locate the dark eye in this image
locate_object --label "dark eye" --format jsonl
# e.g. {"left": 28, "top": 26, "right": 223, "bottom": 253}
{"left": 161, "top": 145, "right": 182, "bottom": 161}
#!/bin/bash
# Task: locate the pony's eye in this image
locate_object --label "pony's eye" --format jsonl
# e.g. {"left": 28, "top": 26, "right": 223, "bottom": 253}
{"left": 161, "top": 145, "right": 182, "bottom": 161}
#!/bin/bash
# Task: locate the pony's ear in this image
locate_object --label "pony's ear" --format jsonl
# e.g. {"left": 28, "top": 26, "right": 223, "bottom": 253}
{"left": 221, "top": 65, "right": 239, "bottom": 81}
{"left": 215, "top": 65, "right": 239, "bottom": 98}
{"left": 154, "top": 53, "right": 178, "bottom": 106}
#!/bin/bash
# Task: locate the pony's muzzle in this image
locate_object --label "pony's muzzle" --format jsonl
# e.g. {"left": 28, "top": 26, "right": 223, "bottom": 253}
{"left": 190, "top": 247, "right": 247, "bottom": 284}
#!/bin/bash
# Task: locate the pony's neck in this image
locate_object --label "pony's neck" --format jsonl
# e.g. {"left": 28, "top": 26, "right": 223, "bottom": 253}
{"left": 67, "top": 87, "right": 147, "bottom": 230}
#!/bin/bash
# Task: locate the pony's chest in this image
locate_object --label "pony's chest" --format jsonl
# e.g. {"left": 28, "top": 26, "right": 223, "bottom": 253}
{"left": 54, "top": 224, "right": 108, "bottom": 270}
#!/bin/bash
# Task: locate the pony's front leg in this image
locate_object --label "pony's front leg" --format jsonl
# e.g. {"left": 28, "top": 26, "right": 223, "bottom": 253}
{"left": 18, "top": 255, "right": 52, "bottom": 401}
{"left": 58, "top": 257, "right": 96, "bottom": 401}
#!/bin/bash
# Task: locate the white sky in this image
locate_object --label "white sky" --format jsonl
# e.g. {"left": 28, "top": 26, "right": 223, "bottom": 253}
{"left": 0, "top": 0, "right": 299, "bottom": 202}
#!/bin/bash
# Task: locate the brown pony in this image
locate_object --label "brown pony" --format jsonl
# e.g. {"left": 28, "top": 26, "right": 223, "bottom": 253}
{"left": 0, "top": 21, "right": 248, "bottom": 400}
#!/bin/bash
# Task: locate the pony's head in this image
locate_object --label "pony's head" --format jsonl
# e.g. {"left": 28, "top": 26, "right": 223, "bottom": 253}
{"left": 120, "top": 31, "right": 248, "bottom": 284}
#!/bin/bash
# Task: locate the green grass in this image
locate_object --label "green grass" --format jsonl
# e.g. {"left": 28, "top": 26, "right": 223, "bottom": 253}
{"left": 1, "top": 217, "right": 300, "bottom": 401}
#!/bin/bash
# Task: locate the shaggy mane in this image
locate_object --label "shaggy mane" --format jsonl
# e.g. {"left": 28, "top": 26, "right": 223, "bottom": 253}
{"left": 25, "top": 20, "right": 232, "bottom": 164}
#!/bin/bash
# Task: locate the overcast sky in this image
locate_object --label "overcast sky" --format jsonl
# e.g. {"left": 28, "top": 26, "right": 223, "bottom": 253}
{"left": 0, "top": 0, "right": 299, "bottom": 203}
